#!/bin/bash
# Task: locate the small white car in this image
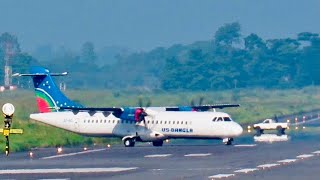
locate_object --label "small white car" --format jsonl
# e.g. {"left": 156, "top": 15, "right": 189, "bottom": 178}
{"left": 253, "top": 119, "right": 289, "bottom": 136}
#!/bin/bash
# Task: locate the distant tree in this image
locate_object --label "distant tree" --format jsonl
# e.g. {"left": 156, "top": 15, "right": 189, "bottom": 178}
{"left": 0, "top": 32, "right": 21, "bottom": 58}
{"left": 80, "top": 42, "right": 97, "bottom": 64}
{"left": 297, "top": 32, "right": 319, "bottom": 41}
{"left": 214, "top": 22, "right": 241, "bottom": 46}
{"left": 244, "top": 33, "right": 266, "bottom": 51}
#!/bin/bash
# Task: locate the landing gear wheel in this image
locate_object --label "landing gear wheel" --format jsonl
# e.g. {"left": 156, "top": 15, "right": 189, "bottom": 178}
{"left": 223, "top": 138, "right": 233, "bottom": 145}
{"left": 276, "top": 126, "right": 285, "bottom": 136}
{"left": 123, "top": 138, "right": 135, "bottom": 147}
{"left": 152, "top": 140, "right": 163, "bottom": 147}
{"left": 255, "top": 127, "right": 263, "bottom": 136}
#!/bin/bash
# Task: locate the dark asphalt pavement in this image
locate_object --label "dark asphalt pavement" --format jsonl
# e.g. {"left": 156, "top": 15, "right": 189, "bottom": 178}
{"left": 0, "top": 117, "right": 319, "bottom": 180}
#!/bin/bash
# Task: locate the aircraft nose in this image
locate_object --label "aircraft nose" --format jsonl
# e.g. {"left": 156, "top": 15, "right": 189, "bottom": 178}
{"left": 233, "top": 123, "right": 243, "bottom": 136}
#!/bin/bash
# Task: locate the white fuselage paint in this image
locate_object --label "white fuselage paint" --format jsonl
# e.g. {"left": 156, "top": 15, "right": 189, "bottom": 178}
{"left": 29, "top": 111, "right": 243, "bottom": 142}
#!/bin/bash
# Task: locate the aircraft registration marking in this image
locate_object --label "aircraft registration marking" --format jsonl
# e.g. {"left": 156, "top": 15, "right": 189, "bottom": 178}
{"left": 161, "top": 128, "right": 193, "bottom": 133}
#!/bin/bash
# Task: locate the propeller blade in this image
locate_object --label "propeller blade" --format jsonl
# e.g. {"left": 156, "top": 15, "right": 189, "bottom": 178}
{"left": 199, "top": 96, "right": 205, "bottom": 106}
{"left": 145, "top": 98, "right": 152, "bottom": 108}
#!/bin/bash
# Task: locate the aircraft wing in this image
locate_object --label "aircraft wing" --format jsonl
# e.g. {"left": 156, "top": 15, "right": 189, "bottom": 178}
{"left": 58, "top": 107, "right": 123, "bottom": 113}
{"left": 165, "top": 104, "right": 240, "bottom": 111}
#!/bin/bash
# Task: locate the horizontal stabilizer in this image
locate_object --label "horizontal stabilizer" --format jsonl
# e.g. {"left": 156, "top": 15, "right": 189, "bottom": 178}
{"left": 12, "top": 72, "right": 68, "bottom": 77}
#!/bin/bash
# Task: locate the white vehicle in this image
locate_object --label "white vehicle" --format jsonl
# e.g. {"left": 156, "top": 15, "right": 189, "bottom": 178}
{"left": 253, "top": 119, "right": 288, "bottom": 136}
{"left": 15, "top": 67, "right": 243, "bottom": 147}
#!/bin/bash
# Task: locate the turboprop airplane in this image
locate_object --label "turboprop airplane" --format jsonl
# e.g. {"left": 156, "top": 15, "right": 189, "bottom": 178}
{"left": 14, "top": 67, "right": 243, "bottom": 147}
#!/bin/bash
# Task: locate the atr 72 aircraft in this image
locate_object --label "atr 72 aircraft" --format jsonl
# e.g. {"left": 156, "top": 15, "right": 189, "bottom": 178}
{"left": 14, "top": 67, "right": 243, "bottom": 147}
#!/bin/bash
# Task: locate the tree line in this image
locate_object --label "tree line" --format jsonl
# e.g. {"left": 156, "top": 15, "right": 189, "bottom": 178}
{"left": 1, "top": 22, "right": 320, "bottom": 91}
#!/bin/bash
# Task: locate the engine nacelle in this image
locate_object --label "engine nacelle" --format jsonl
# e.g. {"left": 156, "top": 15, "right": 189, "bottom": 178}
{"left": 138, "top": 129, "right": 166, "bottom": 142}
{"left": 117, "top": 107, "right": 137, "bottom": 121}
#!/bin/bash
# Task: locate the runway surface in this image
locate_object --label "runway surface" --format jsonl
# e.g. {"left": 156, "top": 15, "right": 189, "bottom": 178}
{"left": 0, "top": 116, "right": 319, "bottom": 180}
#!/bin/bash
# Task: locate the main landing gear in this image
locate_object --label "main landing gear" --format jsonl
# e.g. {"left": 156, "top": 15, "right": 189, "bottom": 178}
{"left": 223, "top": 138, "right": 233, "bottom": 145}
{"left": 122, "top": 137, "right": 164, "bottom": 147}
{"left": 123, "top": 138, "right": 135, "bottom": 147}
{"left": 152, "top": 140, "right": 163, "bottom": 147}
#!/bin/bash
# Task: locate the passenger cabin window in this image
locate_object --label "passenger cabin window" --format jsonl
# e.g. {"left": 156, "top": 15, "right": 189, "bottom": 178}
{"left": 223, "top": 117, "right": 232, "bottom": 121}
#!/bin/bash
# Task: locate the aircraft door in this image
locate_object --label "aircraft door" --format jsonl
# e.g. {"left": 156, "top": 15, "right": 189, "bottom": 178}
{"left": 74, "top": 118, "right": 80, "bottom": 132}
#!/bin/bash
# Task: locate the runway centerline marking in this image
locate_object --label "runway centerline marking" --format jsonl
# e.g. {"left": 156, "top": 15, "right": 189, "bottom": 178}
{"left": 208, "top": 174, "right": 235, "bottom": 179}
{"left": 184, "top": 153, "right": 211, "bottom": 157}
{"left": 312, "top": 150, "right": 320, "bottom": 154}
{"left": 257, "top": 163, "right": 280, "bottom": 169}
{"left": 0, "top": 167, "right": 138, "bottom": 174}
{"left": 41, "top": 148, "right": 106, "bottom": 159}
{"left": 234, "top": 168, "right": 258, "bottom": 173}
{"left": 234, "top": 144, "right": 257, "bottom": 147}
{"left": 296, "top": 154, "right": 314, "bottom": 159}
{"left": 144, "top": 154, "right": 172, "bottom": 158}
{"left": 277, "top": 159, "right": 297, "bottom": 164}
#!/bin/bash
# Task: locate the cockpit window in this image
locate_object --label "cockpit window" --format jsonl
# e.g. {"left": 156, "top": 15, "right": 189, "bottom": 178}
{"left": 216, "top": 117, "right": 223, "bottom": 121}
{"left": 223, "top": 117, "right": 232, "bottom": 121}
{"left": 212, "top": 117, "right": 217, "bottom": 122}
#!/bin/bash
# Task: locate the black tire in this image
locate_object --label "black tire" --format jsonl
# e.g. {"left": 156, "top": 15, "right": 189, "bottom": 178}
{"left": 123, "top": 138, "right": 135, "bottom": 147}
{"left": 225, "top": 138, "right": 233, "bottom": 145}
{"left": 152, "top": 140, "right": 163, "bottom": 147}
{"left": 276, "top": 126, "right": 285, "bottom": 136}
{"left": 255, "top": 127, "right": 262, "bottom": 136}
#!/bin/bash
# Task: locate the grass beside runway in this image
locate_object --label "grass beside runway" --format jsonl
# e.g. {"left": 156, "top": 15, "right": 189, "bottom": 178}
{"left": 0, "top": 87, "right": 319, "bottom": 152}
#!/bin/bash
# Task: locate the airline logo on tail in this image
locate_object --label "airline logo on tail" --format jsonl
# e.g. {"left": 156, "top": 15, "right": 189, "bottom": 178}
{"left": 35, "top": 88, "right": 57, "bottom": 113}
{"left": 13, "top": 66, "right": 83, "bottom": 113}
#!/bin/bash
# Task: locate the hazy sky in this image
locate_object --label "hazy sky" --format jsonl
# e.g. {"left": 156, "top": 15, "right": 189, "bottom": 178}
{"left": 1, "top": 0, "right": 319, "bottom": 52}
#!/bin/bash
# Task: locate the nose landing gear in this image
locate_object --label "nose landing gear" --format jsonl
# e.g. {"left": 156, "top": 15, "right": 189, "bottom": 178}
{"left": 223, "top": 138, "right": 233, "bottom": 145}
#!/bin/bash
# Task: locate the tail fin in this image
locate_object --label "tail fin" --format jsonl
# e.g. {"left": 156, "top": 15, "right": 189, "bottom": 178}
{"left": 14, "top": 66, "right": 83, "bottom": 113}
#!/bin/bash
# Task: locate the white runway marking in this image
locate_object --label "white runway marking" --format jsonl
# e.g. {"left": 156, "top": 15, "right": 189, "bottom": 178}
{"left": 296, "top": 154, "right": 314, "bottom": 159}
{"left": 0, "top": 167, "right": 138, "bottom": 174}
{"left": 144, "top": 154, "right": 172, "bottom": 158}
{"left": 234, "top": 144, "right": 257, "bottom": 147}
{"left": 277, "top": 159, "right": 297, "bottom": 164}
{"left": 41, "top": 148, "right": 106, "bottom": 159}
{"left": 234, "top": 168, "right": 258, "bottom": 173}
{"left": 257, "top": 163, "right": 280, "bottom": 169}
{"left": 312, "top": 150, "right": 320, "bottom": 154}
{"left": 39, "top": 179, "right": 70, "bottom": 180}
{"left": 184, "top": 153, "right": 211, "bottom": 157}
{"left": 208, "top": 174, "right": 235, "bottom": 179}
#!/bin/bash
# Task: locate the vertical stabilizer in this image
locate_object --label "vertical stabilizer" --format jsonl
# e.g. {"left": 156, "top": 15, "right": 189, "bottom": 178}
{"left": 15, "top": 67, "right": 82, "bottom": 113}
